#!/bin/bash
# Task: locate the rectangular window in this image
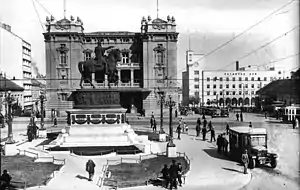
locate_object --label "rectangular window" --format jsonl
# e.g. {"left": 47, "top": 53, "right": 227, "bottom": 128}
{"left": 213, "top": 77, "right": 217, "bottom": 81}
{"left": 61, "top": 93, "right": 68, "bottom": 101}
{"left": 194, "top": 71, "right": 199, "bottom": 75}
{"left": 244, "top": 91, "right": 248, "bottom": 95}
{"left": 194, "top": 91, "right": 199, "bottom": 97}
{"left": 207, "top": 84, "right": 210, "bottom": 89}
{"left": 232, "top": 91, "right": 236, "bottom": 95}
{"left": 219, "top": 77, "right": 223, "bottom": 81}
{"left": 226, "top": 77, "right": 229, "bottom": 81}
{"left": 251, "top": 91, "right": 255, "bottom": 95}
{"left": 239, "top": 91, "right": 242, "bottom": 95}
{"left": 207, "top": 77, "right": 210, "bottom": 82}
{"left": 194, "top": 85, "right": 199, "bottom": 89}
{"left": 239, "top": 84, "right": 242, "bottom": 88}
{"left": 264, "top": 77, "right": 267, "bottom": 81}
{"left": 239, "top": 77, "right": 242, "bottom": 81}
{"left": 122, "top": 52, "right": 129, "bottom": 64}
{"left": 194, "top": 78, "right": 199, "bottom": 82}
{"left": 232, "top": 84, "right": 235, "bottom": 88}
{"left": 251, "top": 77, "right": 254, "bottom": 81}
{"left": 258, "top": 77, "right": 261, "bottom": 81}
{"left": 245, "top": 77, "right": 248, "bottom": 81}
{"left": 251, "top": 84, "right": 254, "bottom": 88}
{"left": 226, "top": 91, "right": 229, "bottom": 95}
{"left": 213, "top": 84, "right": 216, "bottom": 89}
{"left": 84, "top": 52, "right": 91, "bottom": 61}
{"left": 220, "top": 91, "right": 223, "bottom": 95}
{"left": 245, "top": 84, "right": 248, "bottom": 88}
{"left": 213, "top": 91, "right": 217, "bottom": 95}
{"left": 207, "top": 91, "right": 210, "bottom": 95}
{"left": 226, "top": 84, "right": 229, "bottom": 88}
{"left": 60, "top": 52, "right": 67, "bottom": 64}
{"left": 220, "top": 84, "right": 223, "bottom": 89}
{"left": 232, "top": 77, "right": 235, "bottom": 81}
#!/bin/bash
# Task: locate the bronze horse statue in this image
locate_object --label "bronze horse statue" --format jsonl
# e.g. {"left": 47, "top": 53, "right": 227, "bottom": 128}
{"left": 78, "top": 48, "right": 121, "bottom": 88}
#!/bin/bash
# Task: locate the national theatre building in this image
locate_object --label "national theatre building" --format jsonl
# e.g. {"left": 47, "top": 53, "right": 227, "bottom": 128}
{"left": 43, "top": 15, "right": 179, "bottom": 117}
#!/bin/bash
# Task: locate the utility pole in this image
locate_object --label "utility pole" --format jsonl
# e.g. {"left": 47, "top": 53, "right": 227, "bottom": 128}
{"left": 167, "top": 96, "right": 176, "bottom": 147}
{"left": 157, "top": 89, "right": 165, "bottom": 134}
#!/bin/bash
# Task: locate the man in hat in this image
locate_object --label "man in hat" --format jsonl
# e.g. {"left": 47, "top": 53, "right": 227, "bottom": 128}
{"left": 241, "top": 149, "right": 249, "bottom": 174}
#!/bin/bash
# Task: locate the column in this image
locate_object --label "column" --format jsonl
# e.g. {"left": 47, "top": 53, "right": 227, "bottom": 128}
{"left": 118, "top": 69, "right": 121, "bottom": 85}
{"left": 131, "top": 69, "right": 134, "bottom": 87}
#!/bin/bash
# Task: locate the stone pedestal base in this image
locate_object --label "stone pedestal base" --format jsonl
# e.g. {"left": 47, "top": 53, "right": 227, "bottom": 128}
{"left": 4, "top": 143, "right": 18, "bottom": 156}
{"left": 159, "top": 133, "right": 166, "bottom": 142}
{"left": 166, "top": 145, "right": 177, "bottom": 157}
{"left": 38, "top": 130, "right": 47, "bottom": 138}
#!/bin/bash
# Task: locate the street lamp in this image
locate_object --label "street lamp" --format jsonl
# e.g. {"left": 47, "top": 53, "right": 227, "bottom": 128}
{"left": 5, "top": 91, "right": 15, "bottom": 144}
{"left": 39, "top": 94, "right": 45, "bottom": 130}
{"left": 166, "top": 95, "right": 176, "bottom": 147}
{"left": 157, "top": 89, "right": 165, "bottom": 134}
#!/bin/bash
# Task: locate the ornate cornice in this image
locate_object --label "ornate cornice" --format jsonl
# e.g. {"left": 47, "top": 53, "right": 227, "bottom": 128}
{"left": 56, "top": 45, "right": 69, "bottom": 53}
{"left": 83, "top": 49, "right": 93, "bottom": 53}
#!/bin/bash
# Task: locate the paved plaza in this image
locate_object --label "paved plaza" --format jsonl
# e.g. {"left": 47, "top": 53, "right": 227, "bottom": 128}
{"left": 1, "top": 112, "right": 299, "bottom": 190}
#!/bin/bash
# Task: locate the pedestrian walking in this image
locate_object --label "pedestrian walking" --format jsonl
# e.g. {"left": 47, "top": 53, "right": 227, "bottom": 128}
{"left": 203, "top": 119, "right": 207, "bottom": 129}
{"left": 210, "top": 126, "right": 216, "bottom": 142}
{"left": 240, "top": 112, "right": 243, "bottom": 122}
{"left": 86, "top": 159, "right": 96, "bottom": 181}
{"left": 153, "top": 118, "right": 157, "bottom": 133}
{"left": 223, "top": 135, "right": 229, "bottom": 156}
{"left": 175, "top": 109, "right": 178, "bottom": 118}
{"left": 168, "top": 160, "right": 178, "bottom": 190}
{"left": 202, "top": 114, "right": 206, "bottom": 119}
{"left": 241, "top": 150, "right": 249, "bottom": 174}
{"left": 236, "top": 113, "right": 239, "bottom": 121}
{"left": 160, "top": 164, "right": 170, "bottom": 188}
{"left": 177, "top": 163, "right": 183, "bottom": 187}
{"left": 202, "top": 127, "right": 207, "bottom": 141}
{"left": 292, "top": 117, "right": 296, "bottom": 129}
{"left": 249, "top": 122, "right": 252, "bottom": 128}
{"left": 196, "top": 123, "right": 201, "bottom": 137}
{"left": 183, "top": 122, "right": 188, "bottom": 134}
{"left": 226, "top": 123, "right": 230, "bottom": 135}
{"left": 176, "top": 123, "right": 182, "bottom": 140}
{"left": 150, "top": 115, "right": 155, "bottom": 128}
{"left": 216, "top": 135, "right": 222, "bottom": 154}
{"left": 208, "top": 121, "right": 212, "bottom": 131}
{"left": 53, "top": 116, "right": 58, "bottom": 127}
{"left": 264, "top": 111, "right": 267, "bottom": 119}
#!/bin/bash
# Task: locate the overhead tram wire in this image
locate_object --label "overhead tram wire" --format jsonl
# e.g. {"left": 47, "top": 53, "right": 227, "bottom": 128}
{"left": 218, "top": 25, "right": 299, "bottom": 71}
{"left": 31, "top": 0, "right": 45, "bottom": 31}
{"left": 34, "top": 0, "right": 54, "bottom": 17}
{"left": 170, "top": 0, "right": 297, "bottom": 78}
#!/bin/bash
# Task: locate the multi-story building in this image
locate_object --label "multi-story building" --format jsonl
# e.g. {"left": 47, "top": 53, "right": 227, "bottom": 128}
{"left": 202, "top": 65, "right": 284, "bottom": 107}
{"left": 182, "top": 50, "right": 205, "bottom": 105}
{"left": 43, "top": 15, "right": 178, "bottom": 117}
{"left": 0, "top": 22, "right": 33, "bottom": 110}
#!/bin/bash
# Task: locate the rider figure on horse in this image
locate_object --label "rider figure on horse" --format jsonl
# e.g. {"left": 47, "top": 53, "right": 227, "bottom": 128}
{"left": 94, "top": 41, "right": 114, "bottom": 74}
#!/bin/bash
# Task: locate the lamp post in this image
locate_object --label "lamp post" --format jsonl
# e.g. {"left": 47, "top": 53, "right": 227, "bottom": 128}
{"left": 39, "top": 94, "right": 45, "bottom": 130}
{"left": 222, "top": 89, "right": 225, "bottom": 108}
{"left": 5, "top": 91, "right": 15, "bottom": 144}
{"left": 167, "top": 95, "right": 176, "bottom": 147}
{"left": 157, "top": 89, "right": 165, "bottom": 134}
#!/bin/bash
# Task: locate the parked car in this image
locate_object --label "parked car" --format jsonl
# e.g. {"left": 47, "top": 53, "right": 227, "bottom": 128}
{"left": 212, "top": 108, "right": 229, "bottom": 118}
{"left": 228, "top": 127, "right": 278, "bottom": 169}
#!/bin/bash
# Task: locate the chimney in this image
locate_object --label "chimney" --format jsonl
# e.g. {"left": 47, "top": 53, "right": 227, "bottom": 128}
{"left": 236, "top": 61, "right": 239, "bottom": 71}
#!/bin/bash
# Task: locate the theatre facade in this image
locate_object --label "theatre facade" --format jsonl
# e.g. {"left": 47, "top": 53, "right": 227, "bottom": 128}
{"left": 43, "top": 15, "right": 179, "bottom": 117}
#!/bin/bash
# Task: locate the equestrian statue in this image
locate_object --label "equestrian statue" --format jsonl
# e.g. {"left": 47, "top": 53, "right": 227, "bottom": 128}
{"left": 78, "top": 41, "right": 121, "bottom": 88}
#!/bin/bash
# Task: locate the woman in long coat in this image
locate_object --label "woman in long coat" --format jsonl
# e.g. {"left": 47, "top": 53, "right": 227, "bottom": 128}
{"left": 86, "top": 159, "right": 96, "bottom": 181}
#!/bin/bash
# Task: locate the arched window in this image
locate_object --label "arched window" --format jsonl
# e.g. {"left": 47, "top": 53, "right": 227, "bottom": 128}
{"left": 153, "top": 44, "right": 166, "bottom": 66}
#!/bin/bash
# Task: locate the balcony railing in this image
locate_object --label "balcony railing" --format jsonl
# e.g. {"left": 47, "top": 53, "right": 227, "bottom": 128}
{"left": 82, "top": 82, "right": 140, "bottom": 88}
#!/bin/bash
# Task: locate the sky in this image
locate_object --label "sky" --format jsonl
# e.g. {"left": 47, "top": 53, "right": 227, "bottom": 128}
{"left": 0, "top": 0, "right": 299, "bottom": 79}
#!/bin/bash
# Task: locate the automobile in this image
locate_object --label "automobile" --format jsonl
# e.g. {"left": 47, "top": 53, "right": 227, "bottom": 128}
{"left": 228, "top": 127, "right": 278, "bottom": 169}
{"left": 212, "top": 108, "right": 229, "bottom": 118}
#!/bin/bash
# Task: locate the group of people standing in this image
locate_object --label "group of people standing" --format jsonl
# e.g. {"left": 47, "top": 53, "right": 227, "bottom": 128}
{"left": 216, "top": 134, "right": 229, "bottom": 155}
{"left": 195, "top": 116, "right": 216, "bottom": 142}
{"left": 160, "top": 160, "right": 183, "bottom": 189}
